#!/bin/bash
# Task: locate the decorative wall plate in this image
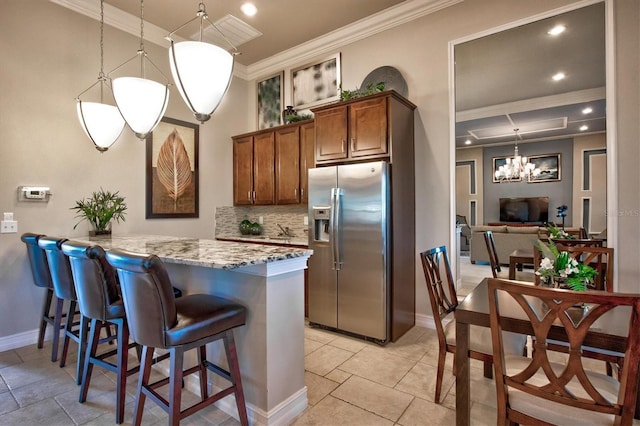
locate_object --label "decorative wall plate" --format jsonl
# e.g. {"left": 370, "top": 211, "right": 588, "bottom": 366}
{"left": 360, "top": 66, "right": 408, "bottom": 98}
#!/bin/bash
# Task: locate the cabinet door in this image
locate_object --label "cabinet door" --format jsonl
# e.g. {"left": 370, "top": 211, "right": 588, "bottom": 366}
{"left": 233, "top": 136, "right": 254, "bottom": 205}
{"left": 349, "top": 97, "right": 388, "bottom": 158}
{"left": 275, "top": 126, "right": 300, "bottom": 204}
{"left": 299, "top": 121, "right": 315, "bottom": 204}
{"left": 315, "top": 105, "right": 348, "bottom": 162}
{"left": 253, "top": 132, "right": 275, "bottom": 205}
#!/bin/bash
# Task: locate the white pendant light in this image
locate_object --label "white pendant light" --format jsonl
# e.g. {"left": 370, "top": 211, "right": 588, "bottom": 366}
{"left": 75, "top": 0, "right": 125, "bottom": 152}
{"left": 166, "top": 2, "right": 238, "bottom": 123}
{"left": 77, "top": 101, "right": 125, "bottom": 151}
{"left": 110, "top": 0, "right": 170, "bottom": 140}
{"left": 112, "top": 76, "right": 168, "bottom": 139}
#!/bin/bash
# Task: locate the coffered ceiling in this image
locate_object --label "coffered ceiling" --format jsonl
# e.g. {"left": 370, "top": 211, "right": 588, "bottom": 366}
{"left": 455, "top": 3, "right": 606, "bottom": 148}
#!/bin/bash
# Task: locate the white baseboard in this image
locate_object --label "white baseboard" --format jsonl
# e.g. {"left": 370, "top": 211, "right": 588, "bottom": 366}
{"left": 155, "top": 356, "right": 308, "bottom": 425}
{"left": 0, "top": 328, "right": 40, "bottom": 352}
{"left": 416, "top": 313, "right": 437, "bottom": 330}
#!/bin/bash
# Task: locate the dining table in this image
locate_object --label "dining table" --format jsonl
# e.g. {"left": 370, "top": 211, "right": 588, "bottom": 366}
{"left": 508, "top": 249, "right": 534, "bottom": 279}
{"left": 454, "top": 278, "right": 631, "bottom": 425}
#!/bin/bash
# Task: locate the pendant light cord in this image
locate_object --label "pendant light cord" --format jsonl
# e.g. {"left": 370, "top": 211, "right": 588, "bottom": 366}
{"left": 99, "top": 0, "right": 105, "bottom": 101}
{"left": 139, "top": 0, "right": 145, "bottom": 76}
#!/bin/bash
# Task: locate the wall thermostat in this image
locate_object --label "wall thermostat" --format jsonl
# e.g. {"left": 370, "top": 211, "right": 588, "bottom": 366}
{"left": 18, "top": 186, "right": 52, "bottom": 202}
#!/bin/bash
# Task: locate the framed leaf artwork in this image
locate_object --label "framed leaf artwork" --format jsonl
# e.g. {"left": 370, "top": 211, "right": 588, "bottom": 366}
{"left": 145, "top": 117, "right": 199, "bottom": 218}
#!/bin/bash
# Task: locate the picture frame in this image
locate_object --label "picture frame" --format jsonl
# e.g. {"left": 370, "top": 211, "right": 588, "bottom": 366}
{"left": 257, "top": 71, "right": 284, "bottom": 130}
{"left": 492, "top": 156, "right": 521, "bottom": 183}
{"left": 146, "top": 117, "right": 199, "bottom": 218}
{"left": 528, "top": 153, "right": 562, "bottom": 182}
{"left": 291, "top": 53, "right": 341, "bottom": 110}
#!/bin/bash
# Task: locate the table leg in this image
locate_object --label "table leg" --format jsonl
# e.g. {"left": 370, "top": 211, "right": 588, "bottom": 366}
{"left": 456, "top": 320, "right": 470, "bottom": 426}
{"left": 508, "top": 260, "right": 516, "bottom": 280}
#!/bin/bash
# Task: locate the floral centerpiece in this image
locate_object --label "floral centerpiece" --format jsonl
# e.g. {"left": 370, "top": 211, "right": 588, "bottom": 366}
{"left": 535, "top": 239, "right": 597, "bottom": 291}
{"left": 546, "top": 223, "right": 574, "bottom": 240}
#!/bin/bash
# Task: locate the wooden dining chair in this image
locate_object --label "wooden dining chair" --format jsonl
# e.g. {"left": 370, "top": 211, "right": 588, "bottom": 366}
{"left": 484, "top": 231, "right": 534, "bottom": 281}
{"left": 419, "top": 246, "right": 527, "bottom": 403}
{"left": 483, "top": 231, "right": 503, "bottom": 278}
{"left": 488, "top": 279, "right": 640, "bottom": 425}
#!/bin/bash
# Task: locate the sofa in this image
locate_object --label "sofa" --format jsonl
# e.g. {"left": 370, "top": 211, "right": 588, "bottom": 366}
{"left": 469, "top": 225, "right": 585, "bottom": 264}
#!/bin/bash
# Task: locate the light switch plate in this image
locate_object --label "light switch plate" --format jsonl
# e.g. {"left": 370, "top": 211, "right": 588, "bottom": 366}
{"left": 0, "top": 220, "right": 18, "bottom": 234}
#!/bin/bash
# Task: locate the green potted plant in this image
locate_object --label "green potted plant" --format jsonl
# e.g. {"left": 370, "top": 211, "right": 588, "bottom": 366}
{"left": 71, "top": 188, "right": 127, "bottom": 236}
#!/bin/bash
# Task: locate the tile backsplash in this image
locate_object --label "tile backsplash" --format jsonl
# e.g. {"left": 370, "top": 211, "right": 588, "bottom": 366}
{"left": 215, "top": 205, "right": 308, "bottom": 239}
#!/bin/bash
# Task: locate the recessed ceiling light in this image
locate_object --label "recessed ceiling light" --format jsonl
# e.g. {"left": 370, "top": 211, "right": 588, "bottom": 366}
{"left": 547, "top": 25, "right": 566, "bottom": 36}
{"left": 465, "top": 139, "right": 472, "bottom": 145}
{"left": 241, "top": 3, "right": 257, "bottom": 17}
{"left": 582, "top": 107, "right": 593, "bottom": 114}
{"left": 580, "top": 125, "right": 589, "bottom": 131}
{"left": 552, "top": 72, "right": 566, "bottom": 81}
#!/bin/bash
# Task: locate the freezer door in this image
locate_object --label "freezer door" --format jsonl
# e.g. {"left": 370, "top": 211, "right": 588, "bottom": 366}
{"left": 337, "top": 161, "right": 389, "bottom": 340}
{"left": 307, "top": 166, "right": 338, "bottom": 328}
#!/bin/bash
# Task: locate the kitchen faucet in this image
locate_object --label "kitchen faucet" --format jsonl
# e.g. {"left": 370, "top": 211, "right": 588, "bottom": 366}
{"left": 277, "top": 223, "right": 294, "bottom": 237}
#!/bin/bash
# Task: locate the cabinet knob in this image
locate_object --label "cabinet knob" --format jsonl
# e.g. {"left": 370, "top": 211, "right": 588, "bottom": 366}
{"left": 247, "top": 191, "right": 251, "bottom": 201}
{"left": 341, "top": 139, "right": 345, "bottom": 153}
{"left": 351, "top": 138, "right": 355, "bottom": 152}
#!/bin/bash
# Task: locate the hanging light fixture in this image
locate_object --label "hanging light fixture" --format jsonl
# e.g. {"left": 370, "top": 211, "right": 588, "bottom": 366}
{"left": 75, "top": 0, "right": 125, "bottom": 152}
{"left": 494, "top": 129, "right": 541, "bottom": 183}
{"left": 109, "top": 0, "right": 170, "bottom": 139}
{"left": 166, "top": 2, "right": 238, "bottom": 123}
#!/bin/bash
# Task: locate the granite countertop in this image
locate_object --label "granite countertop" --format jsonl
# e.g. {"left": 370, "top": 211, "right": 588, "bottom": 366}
{"left": 215, "top": 234, "right": 308, "bottom": 247}
{"left": 79, "top": 234, "right": 312, "bottom": 270}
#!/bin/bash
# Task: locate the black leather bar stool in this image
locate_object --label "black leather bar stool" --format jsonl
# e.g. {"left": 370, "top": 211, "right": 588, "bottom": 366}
{"left": 37, "top": 236, "right": 85, "bottom": 383}
{"left": 106, "top": 248, "right": 249, "bottom": 426}
{"left": 21, "top": 233, "right": 65, "bottom": 361}
{"left": 62, "top": 240, "right": 154, "bottom": 424}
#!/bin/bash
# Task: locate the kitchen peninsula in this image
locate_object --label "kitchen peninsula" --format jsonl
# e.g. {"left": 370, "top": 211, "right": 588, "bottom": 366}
{"left": 82, "top": 234, "right": 313, "bottom": 425}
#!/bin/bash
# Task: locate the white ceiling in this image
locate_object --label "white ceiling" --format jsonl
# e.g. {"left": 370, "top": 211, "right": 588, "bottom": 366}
{"left": 103, "top": 0, "right": 407, "bottom": 66}
{"left": 54, "top": 0, "right": 606, "bottom": 147}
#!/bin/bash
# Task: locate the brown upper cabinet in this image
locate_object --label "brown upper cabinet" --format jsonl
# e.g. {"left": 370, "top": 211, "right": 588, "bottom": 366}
{"left": 232, "top": 132, "right": 275, "bottom": 205}
{"left": 312, "top": 90, "right": 416, "bottom": 165}
{"left": 232, "top": 120, "right": 315, "bottom": 206}
{"left": 299, "top": 121, "right": 315, "bottom": 204}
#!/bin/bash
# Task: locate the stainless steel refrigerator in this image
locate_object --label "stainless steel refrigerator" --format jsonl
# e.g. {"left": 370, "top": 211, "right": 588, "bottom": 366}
{"left": 307, "top": 161, "right": 391, "bottom": 343}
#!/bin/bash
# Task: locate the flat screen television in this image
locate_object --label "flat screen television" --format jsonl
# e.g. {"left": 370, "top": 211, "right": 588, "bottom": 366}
{"left": 499, "top": 197, "right": 549, "bottom": 223}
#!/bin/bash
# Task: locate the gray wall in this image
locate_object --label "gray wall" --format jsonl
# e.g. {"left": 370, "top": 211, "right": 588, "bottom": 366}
{"left": 483, "top": 139, "right": 574, "bottom": 224}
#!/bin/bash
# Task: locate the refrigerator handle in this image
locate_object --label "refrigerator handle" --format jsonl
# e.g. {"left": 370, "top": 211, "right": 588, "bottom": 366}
{"left": 330, "top": 187, "right": 343, "bottom": 270}
{"left": 330, "top": 188, "right": 337, "bottom": 270}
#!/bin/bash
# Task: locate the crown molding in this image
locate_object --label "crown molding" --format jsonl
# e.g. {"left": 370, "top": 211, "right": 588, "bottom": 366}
{"left": 52, "top": 0, "right": 458, "bottom": 82}
{"left": 245, "top": 0, "right": 462, "bottom": 80}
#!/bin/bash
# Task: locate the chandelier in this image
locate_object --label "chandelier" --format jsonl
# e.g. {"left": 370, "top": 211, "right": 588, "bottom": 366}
{"left": 75, "top": 0, "right": 125, "bottom": 152}
{"left": 166, "top": 2, "right": 238, "bottom": 123}
{"left": 494, "top": 129, "right": 541, "bottom": 182}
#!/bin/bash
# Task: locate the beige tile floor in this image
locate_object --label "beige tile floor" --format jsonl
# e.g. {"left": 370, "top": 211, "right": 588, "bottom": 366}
{"left": 0, "top": 256, "right": 632, "bottom": 425}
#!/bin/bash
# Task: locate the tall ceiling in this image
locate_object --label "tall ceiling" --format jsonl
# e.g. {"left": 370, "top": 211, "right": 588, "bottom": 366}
{"left": 454, "top": 3, "right": 606, "bottom": 148}
{"left": 104, "top": 0, "right": 407, "bottom": 66}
